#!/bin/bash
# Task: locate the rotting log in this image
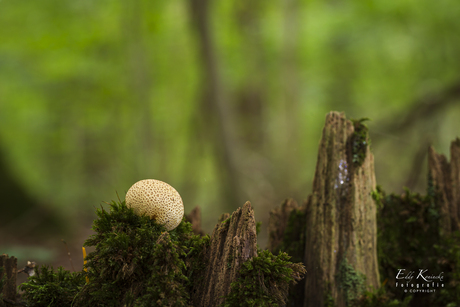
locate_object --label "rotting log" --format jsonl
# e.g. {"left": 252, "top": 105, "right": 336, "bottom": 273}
{"left": 428, "top": 138, "right": 460, "bottom": 234}
{"left": 0, "top": 254, "right": 18, "bottom": 307}
{"left": 191, "top": 201, "right": 258, "bottom": 307}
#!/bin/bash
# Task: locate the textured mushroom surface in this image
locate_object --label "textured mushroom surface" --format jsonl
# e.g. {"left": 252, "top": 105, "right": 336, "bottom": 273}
{"left": 125, "top": 179, "right": 184, "bottom": 231}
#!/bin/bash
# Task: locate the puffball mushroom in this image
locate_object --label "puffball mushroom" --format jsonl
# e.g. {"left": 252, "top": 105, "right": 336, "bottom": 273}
{"left": 125, "top": 179, "right": 184, "bottom": 231}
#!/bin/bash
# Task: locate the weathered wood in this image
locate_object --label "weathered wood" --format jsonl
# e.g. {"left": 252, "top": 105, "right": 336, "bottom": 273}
{"left": 191, "top": 201, "right": 257, "bottom": 307}
{"left": 428, "top": 138, "right": 460, "bottom": 234}
{"left": 268, "top": 198, "right": 300, "bottom": 253}
{"left": 0, "top": 254, "right": 18, "bottom": 306}
{"left": 268, "top": 198, "right": 308, "bottom": 307}
{"left": 303, "top": 112, "right": 379, "bottom": 307}
{"left": 185, "top": 206, "right": 206, "bottom": 236}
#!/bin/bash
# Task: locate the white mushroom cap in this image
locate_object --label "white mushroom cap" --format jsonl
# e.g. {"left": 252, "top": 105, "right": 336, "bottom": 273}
{"left": 125, "top": 179, "right": 184, "bottom": 231}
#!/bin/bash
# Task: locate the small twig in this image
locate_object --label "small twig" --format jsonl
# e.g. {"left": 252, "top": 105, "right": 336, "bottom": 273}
{"left": 61, "top": 239, "right": 75, "bottom": 272}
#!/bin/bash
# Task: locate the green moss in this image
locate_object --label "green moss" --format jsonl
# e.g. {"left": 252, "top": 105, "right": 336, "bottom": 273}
{"left": 72, "top": 200, "right": 210, "bottom": 306}
{"left": 19, "top": 200, "right": 209, "bottom": 307}
{"left": 372, "top": 186, "right": 460, "bottom": 306}
{"left": 222, "top": 250, "right": 306, "bottom": 307}
{"left": 376, "top": 188, "right": 439, "bottom": 286}
{"left": 337, "top": 258, "right": 366, "bottom": 306}
{"left": 324, "top": 282, "right": 335, "bottom": 307}
{"left": 351, "top": 118, "right": 370, "bottom": 168}
{"left": 271, "top": 207, "right": 307, "bottom": 305}
{"left": 19, "top": 266, "right": 86, "bottom": 306}
{"left": 275, "top": 208, "right": 306, "bottom": 264}
{"left": 431, "top": 232, "right": 460, "bottom": 306}
{"left": 256, "top": 221, "right": 262, "bottom": 236}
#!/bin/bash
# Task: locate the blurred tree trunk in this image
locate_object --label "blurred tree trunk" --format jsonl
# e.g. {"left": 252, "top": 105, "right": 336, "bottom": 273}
{"left": 121, "top": 0, "right": 157, "bottom": 176}
{"left": 188, "top": 0, "right": 242, "bottom": 210}
{"left": 0, "top": 254, "right": 18, "bottom": 306}
{"left": 0, "top": 144, "right": 60, "bottom": 241}
{"left": 428, "top": 138, "right": 460, "bottom": 235}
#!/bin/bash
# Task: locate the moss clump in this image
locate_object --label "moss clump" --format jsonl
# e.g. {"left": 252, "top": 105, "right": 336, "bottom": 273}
{"left": 371, "top": 185, "right": 460, "bottom": 306}
{"left": 275, "top": 208, "right": 306, "bottom": 264}
{"left": 223, "top": 250, "right": 306, "bottom": 307}
{"left": 373, "top": 186, "right": 439, "bottom": 291}
{"left": 73, "top": 200, "right": 209, "bottom": 307}
{"left": 351, "top": 118, "right": 370, "bottom": 167}
{"left": 19, "top": 266, "right": 86, "bottom": 306}
{"left": 323, "top": 282, "right": 335, "bottom": 307}
{"left": 337, "top": 258, "right": 366, "bottom": 306}
{"left": 431, "top": 232, "right": 460, "bottom": 306}
{"left": 269, "top": 206, "right": 307, "bottom": 305}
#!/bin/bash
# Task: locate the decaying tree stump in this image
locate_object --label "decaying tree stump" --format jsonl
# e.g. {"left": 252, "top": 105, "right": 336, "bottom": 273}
{"left": 269, "top": 112, "right": 380, "bottom": 307}
{"left": 428, "top": 138, "right": 460, "bottom": 234}
{"left": 268, "top": 198, "right": 307, "bottom": 306}
{"left": 268, "top": 198, "right": 301, "bottom": 253}
{"left": 192, "top": 201, "right": 258, "bottom": 307}
{"left": 303, "top": 112, "right": 379, "bottom": 307}
{"left": 0, "top": 254, "right": 18, "bottom": 307}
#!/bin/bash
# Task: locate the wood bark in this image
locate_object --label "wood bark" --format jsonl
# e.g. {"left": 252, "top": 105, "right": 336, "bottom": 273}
{"left": 303, "top": 112, "right": 379, "bottom": 307}
{"left": 268, "top": 198, "right": 307, "bottom": 307}
{"left": 0, "top": 254, "right": 17, "bottom": 306}
{"left": 268, "top": 198, "right": 300, "bottom": 253}
{"left": 191, "top": 201, "right": 258, "bottom": 307}
{"left": 428, "top": 138, "right": 460, "bottom": 234}
{"left": 185, "top": 206, "right": 206, "bottom": 236}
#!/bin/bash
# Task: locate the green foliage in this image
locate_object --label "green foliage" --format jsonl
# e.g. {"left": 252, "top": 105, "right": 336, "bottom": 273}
{"left": 2, "top": 0, "right": 460, "bottom": 235}
{"left": 73, "top": 200, "right": 209, "bottom": 307}
{"left": 222, "top": 250, "right": 306, "bottom": 307}
{"left": 19, "top": 265, "right": 86, "bottom": 306}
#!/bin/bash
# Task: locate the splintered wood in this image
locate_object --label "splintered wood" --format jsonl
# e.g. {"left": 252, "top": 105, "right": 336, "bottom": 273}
{"left": 0, "top": 254, "right": 18, "bottom": 306}
{"left": 191, "top": 201, "right": 257, "bottom": 307}
{"left": 428, "top": 138, "right": 460, "bottom": 234}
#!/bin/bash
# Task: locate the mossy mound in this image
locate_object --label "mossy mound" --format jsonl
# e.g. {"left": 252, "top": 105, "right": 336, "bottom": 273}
{"left": 20, "top": 201, "right": 209, "bottom": 307}
{"left": 223, "top": 249, "right": 306, "bottom": 307}
{"left": 19, "top": 266, "right": 86, "bottom": 306}
{"left": 75, "top": 201, "right": 208, "bottom": 306}
{"left": 370, "top": 186, "right": 460, "bottom": 307}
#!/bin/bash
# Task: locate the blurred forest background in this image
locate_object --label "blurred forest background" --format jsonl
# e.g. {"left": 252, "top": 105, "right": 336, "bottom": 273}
{"left": 1, "top": 0, "right": 460, "bottom": 271}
